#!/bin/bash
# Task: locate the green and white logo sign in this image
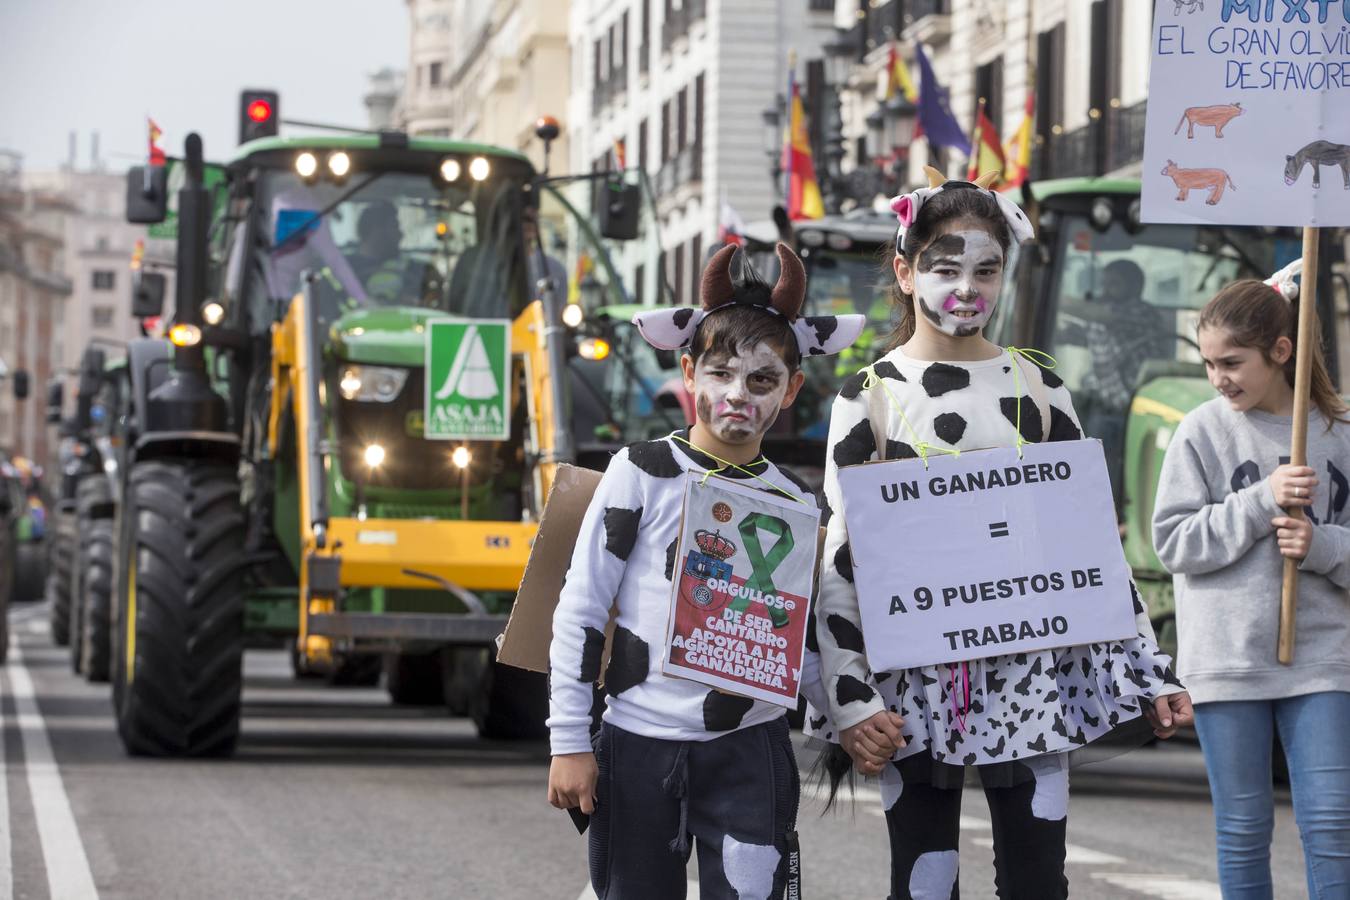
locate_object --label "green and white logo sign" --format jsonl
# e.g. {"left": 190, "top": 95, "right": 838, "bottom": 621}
{"left": 425, "top": 319, "right": 511, "bottom": 441}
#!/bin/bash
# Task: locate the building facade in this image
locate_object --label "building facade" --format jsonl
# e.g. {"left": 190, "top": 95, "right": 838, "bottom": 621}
{"left": 831, "top": 0, "right": 1152, "bottom": 204}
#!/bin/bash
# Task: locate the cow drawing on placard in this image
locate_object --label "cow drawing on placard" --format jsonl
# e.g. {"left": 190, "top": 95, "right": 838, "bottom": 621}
{"left": 1161, "top": 160, "right": 1236, "bottom": 206}
{"left": 1174, "top": 102, "right": 1244, "bottom": 139}
{"left": 1284, "top": 140, "right": 1350, "bottom": 189}
{"left": 1174, "top": 0, "right": 1203, "bottom": 12}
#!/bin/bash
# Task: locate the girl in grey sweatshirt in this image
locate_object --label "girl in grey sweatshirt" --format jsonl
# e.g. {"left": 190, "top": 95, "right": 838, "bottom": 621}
{"left": 1153, "top": 274, "right": 1350, "bottom": 899}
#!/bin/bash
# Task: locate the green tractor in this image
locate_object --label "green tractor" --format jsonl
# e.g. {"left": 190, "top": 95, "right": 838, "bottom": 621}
{"left": 113, "top": 107, "right": 660, "bottom": 755}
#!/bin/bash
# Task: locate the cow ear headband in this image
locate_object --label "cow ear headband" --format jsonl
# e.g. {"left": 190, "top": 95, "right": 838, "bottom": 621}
{"left": 631, "top": 242, "right": 866, "bottom": 357}
{"left": 890, "top": 166, "right": 1036, "bottom": 256}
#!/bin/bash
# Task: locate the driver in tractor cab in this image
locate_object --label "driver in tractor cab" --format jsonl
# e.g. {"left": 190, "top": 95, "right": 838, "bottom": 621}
{"left": 347, "top": 201, "right": 415, "bottom": 304}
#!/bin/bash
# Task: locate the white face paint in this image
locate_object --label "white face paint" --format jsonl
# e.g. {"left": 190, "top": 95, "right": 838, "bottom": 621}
{"left": 692, "top": 341, "right": 792, "bottom": 445}
{"left": 911, "top": 228, "right": 1005, "bottom": 337}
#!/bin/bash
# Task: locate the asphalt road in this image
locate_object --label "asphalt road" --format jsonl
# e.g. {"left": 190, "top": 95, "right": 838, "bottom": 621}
{"left": 0, "top": 600, "right": 1309, "bottom": 899}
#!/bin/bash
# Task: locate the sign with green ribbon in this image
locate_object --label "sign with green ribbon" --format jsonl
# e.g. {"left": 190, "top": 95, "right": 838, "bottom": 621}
{"left": 424, "top": 319, "right": 511, "bottom": 441}
{"left": 664, "top": 472, "right": 821, "bottom": 707}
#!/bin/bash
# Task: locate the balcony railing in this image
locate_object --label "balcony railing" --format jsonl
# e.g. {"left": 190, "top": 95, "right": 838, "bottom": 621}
{"left": 1029, "top": 99, "right": 1149, "bottom": 181}
{"left": 639, "top": 42, "right": 650, "bottom": 75}
{"left": 661, "top": 5, "right": 688, "bottom": 52}
{"left": 654, "top": 143, "right": 702, "bottom": 197}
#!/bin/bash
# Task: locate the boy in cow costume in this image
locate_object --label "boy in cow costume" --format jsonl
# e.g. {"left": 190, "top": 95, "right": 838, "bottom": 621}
{"left": 547, "top": 243, "right": 864, "bottom": 899}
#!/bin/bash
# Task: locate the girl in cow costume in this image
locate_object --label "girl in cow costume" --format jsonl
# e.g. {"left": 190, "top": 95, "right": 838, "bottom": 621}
{"left": 812, "top": 169, "right": 1195, "bottom": 900}
{"left": 547, "top": 243, "right": 863, "bottom": 899}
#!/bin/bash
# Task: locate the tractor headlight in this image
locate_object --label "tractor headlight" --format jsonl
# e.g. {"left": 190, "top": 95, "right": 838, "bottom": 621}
{"left": 338, "top": 365, "right": 408, "bottom": 402}
{"left": 364, "top": 443, "right": 386, "bottom": 468}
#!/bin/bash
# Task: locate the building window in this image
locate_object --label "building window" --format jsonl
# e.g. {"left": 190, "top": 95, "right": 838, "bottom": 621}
{"left": 661, "top": 100, "right": 671, "bottom": 163}
{"left": 91, "top": 306, "right": 115, "bottom": 327}
{"left": 973, "top": 56, "right": 1004, "bottom": 133}
{"left": 676, "top": 87, "right": 688, "bottom": 151}
{"left": 690, "top": 235, "right": 702, "bottom": 288}
{"left": 1036, "top": 23, "right": 1066, "bottom": 148}
{"left": 635, "top": 263, "right": 646, "bottom": 305}
{"left": 640, "top": 0, "right": 651, "bottom": 73}
{"left": 429, "top": 62, "right": 442, "bottom": 87}
{"left": 673, "top": 244, "right": 685, "bottom": 306}
{"left": 638, "top": 118, "right": 649, "bottom": 173}
{"left": 92, "top": 270, "right": 115, "bottom": 290}
{"left": 694, "top": 73, "right": 705, "bottom": 154}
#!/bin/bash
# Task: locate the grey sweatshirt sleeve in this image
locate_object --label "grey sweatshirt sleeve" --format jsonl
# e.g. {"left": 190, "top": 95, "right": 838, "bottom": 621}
{"left": 1301, "top": 521, "right": 1350, "bottom": 589}
{"left": 1153, "top": 421, "right": 1283, "bottom": 576}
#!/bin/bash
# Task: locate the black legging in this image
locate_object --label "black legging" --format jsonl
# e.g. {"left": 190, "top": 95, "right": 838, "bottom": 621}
{"left": 882, "top": 758, "right": 1069, "bottom": 900}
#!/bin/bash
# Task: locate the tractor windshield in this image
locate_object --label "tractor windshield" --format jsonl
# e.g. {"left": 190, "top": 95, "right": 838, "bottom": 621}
{"left": 241, "top": 168, "right": 527, "bottom": 328}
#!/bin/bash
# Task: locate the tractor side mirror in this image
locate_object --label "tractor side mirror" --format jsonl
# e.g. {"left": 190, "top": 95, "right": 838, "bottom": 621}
{"left": 45, "top": 381, "right": 63, "bottom": 424}
{"left": 596, "top": 179, "right": 640, "bottom": 241}
{"left": 77, "top": 347, "right": 106, "bottom": 400}
{"left": 11, "top": 370, "right": 29, "bottom": 400}
{"left": 132, "top": 271, "right": 167, "bottom": 318}
{"left": 125, "top": 165, "right": 169, "bottom": 224}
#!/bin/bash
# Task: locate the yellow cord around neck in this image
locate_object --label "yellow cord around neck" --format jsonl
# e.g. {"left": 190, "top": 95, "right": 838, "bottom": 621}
{"left": 671, "top": 434, "right": 806, "bottom": 504}
{"left": 1004, "top": 346, "right": 1059, "bottom": 458}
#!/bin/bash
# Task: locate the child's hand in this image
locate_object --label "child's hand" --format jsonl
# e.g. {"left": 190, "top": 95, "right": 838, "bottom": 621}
{"left": 548, "top": 752, "right": 598, "bottom": 814}
{"left": 1269, "top": 465, "right": 1318, "bottom": 508}
{"left": 1272, "top": 515, "right": 1314, "bottom": 560}
{"left": 840, "top": 711, "right": 906, "bottom": 776}
{"left": 1144, "top": 691, "right": 1194, "bottom": 739}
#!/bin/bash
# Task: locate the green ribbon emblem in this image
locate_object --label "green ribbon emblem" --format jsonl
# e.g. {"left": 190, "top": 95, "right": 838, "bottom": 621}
{"left": 734, "top": 512, "right": 795, "bottom": 627}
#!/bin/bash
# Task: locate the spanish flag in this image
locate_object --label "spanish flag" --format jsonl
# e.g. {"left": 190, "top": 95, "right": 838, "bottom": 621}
{"left": 1001, "top": 93, "right": 1035, "bottom": 191}
{"left": 568, "top": 250, "right": 593, "bottom": 304}
{"left": 612, "top": 139, "right": 627, "bottom": 170}
{"left": 148, "top": 117, "right": 166, "bottom": 166}
{"left": 965, "top": 100, "right": 1006, "bottom": 186}
{"left": 782, "top": 75, "right": 824, "bottom": 221}
{"left": 885, "top": 43, "right": 918, "bottom": 103}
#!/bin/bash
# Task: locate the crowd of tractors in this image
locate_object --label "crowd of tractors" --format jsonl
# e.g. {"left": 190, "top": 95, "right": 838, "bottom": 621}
{"left": 7, "top": 91, "right": 1345, "bottom": 760}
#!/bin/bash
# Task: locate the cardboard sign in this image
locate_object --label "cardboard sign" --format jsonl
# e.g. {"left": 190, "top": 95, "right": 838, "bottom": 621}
{"left": 498, "top": 464, "right": 602, "bottom": 673}
{"left": 424, "top": 319, "right": 511, "bottom": 440}
{"left": 1141, "top": 0, "right": 1350, "bottom": 226}
{"left": 837, "top": 440, "right": 1136, "bottom": 671}
{"left": 662, "top": 473, "right": 821, "bottom": 707}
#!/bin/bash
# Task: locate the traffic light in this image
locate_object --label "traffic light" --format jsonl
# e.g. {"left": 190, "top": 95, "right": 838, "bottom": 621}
{"left": 239, "top": 89, "right": 279, "bottom": 144}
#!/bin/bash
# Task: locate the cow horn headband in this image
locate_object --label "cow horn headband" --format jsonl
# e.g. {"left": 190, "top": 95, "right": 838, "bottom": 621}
{"left": 631, "top": 242, "right": 866, "bottom": 357}
{"left": 890, "top": 166, "right": 1035, "bottom": 255}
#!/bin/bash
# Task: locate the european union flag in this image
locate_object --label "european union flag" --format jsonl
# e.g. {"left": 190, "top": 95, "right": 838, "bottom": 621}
{"left": 915, "top": 42, "right": 970, "bottom": 155}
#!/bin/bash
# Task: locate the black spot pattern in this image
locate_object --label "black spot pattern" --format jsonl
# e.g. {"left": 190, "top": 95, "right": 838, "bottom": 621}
{"left": 602, "top": 506, "right": 643, "bottom": 561}
{"left": 664, "top": 537, "right": 678, "bottom": 582}
{"left": 672, "top": 307, "right": 694, "bottom": 329}
{"left": 809, "top": 714, "right": 828, "bottom": 731}
{"left": 807, "top": 316, "right": 838, "bottom": 346}
{"left": 703, "top": 691, "right": 755, "bottom": 731}
{"left": 933, "top": 412, "right": 967, "bottom": 445}
{"left": 1130, "top": 584, "right": 1145, "bottom": 617}
{"left": 826, "top": 614, "right": 866, "bottom": 653}
{"left": 835, "top": 674, "right": 876, "bottom": 706}
{"left": 805, "top": 608, "right": 819, "bottom": 653}
{"left": 1027, "top": 734, "right": 1048, "bottom": 753}
{"left": 872, "top": 361, "right": 906, "bottom": 382}
{"left": 604, "top": 626, "right": 649, "bottom": 696}
{"left": 627, "top": 440, "right": 683, "bottom": 478}
{"left": 833, "top": 542, "right": 854, "bottom": 583}
{"left": 999, "top": 396, "right": 1044, "bottom": 444}
{"left": 578, "top": 626, "right": 606, "bottom": 682}
{"left": 920, "top": 363, "right": 971, "bottom": 398}
{"left": 886, "top": 440, "right": 920, "bottom": 460}
{"left": 1047, "top": 406, "right": 1081, "bottom": 442}
{"left": 776, "top": 465, "right": 814, "bottom": 498}
{"left": 1040, "top": 367, "right": 1064, "bottom": 389}
{"left": 839, "top": 370, "right": 868, "bottom": 400}
{"left": 832, "top": 419, "right": 877, "bottom": 468}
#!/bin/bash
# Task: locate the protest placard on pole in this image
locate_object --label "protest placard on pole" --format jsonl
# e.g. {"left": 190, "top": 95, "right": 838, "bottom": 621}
{"left": 836, "top": 440, "right": 1137, "bottom": 672}
{"left": 662, "top": 473, "right": 821, "bottom": 707}
{"left": 1140, "top": 0, "right": 1344, "bottom": 661}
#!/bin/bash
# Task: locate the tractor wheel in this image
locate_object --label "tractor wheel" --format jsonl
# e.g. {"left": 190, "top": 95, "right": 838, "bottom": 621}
{"left": 384, "top": 651, "right": 445, "bottom": 706}
{"left": 440, "top": 646, "right": 487, "bottom": 717}
{"left": 78, "top": 520, "right": 115, "bottom": 683}
{"left": 70, "top": 477, "right": 111, "bottom": 674}
{"left": 46, "top": 511, "right": 74, "bottom": 646}
{"left": 14, "top": 542, "right": 46, "bottom": 603}
{"left": 113, "top": 460, "right": 245, "bottom": 757}
{"left": 471, "top": 652, "right": 549, "bottom": 740}
{"left": 286, "top": 638, "right": 324, "bottom": 680}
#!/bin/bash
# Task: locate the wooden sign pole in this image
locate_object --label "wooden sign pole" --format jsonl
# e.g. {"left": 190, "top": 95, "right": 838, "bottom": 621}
{"left": 1278, "top": 227, "right": 1320, "bottom": 665}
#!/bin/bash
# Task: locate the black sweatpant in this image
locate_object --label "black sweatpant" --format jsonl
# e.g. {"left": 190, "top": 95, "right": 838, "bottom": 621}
{"left": 882, "top": 756, "right": 1069, "bottom": 900}
{"left": 589, "top": 717, "right": 800, "bottom": 900}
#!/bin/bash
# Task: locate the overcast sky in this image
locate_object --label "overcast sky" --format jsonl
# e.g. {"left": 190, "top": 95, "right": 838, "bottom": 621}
{"left": 0, "top": 0, "right": 409, "bottom": 173}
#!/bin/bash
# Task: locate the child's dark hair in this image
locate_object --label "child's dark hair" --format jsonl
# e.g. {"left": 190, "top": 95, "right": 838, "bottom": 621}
{"left": 688, "top": 260, "right": 802, "bottom": 371}
{"left": 1199, "top": 278, "right": 1349, "bottom": 426}
{"left": 886, "top": 184, "right": 1012, "bottom": 348}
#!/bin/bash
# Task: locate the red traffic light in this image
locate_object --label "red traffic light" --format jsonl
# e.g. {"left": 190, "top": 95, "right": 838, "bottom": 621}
{"left": 247, "top": 99, "right": 273, "bottom": 123}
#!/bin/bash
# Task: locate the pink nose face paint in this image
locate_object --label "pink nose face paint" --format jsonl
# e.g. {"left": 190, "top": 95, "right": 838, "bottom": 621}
{"left": 912, "top": 229, "right": 1005, "bottom": 338}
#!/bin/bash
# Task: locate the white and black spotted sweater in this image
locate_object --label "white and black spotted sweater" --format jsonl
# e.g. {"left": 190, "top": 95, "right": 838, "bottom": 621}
{"left": 813, "top": 346, "right": 1183, "bottom": 768}
{"left": 548, "top": 432, "right": 820, "bottom": 756}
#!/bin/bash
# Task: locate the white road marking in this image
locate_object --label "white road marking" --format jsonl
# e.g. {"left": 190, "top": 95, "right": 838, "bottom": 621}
{"left": 1090, "top": 872, "right": 1223, "bottom": 899}
{"left": 576, "top": 881, "right": 699, "bottom": 899}
{"left": 8, "top": 639, "right": 99, "bottom": 898}
{"left": 971, "top": 835, "right": 1125, "bottom": 866}
{"left": 25, "top": 619, "right": 46, "bottom": 636}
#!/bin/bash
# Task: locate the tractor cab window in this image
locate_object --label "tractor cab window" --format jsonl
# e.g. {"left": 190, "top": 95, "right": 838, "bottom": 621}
{"left": 249, "top": 169, "right": 526, "bottom": 330}
{"left": 1041, "top": 215, "right": 1299, "bottom": 487}
{"left": 795, "top": 249, "right": 894, "bottom": 440}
